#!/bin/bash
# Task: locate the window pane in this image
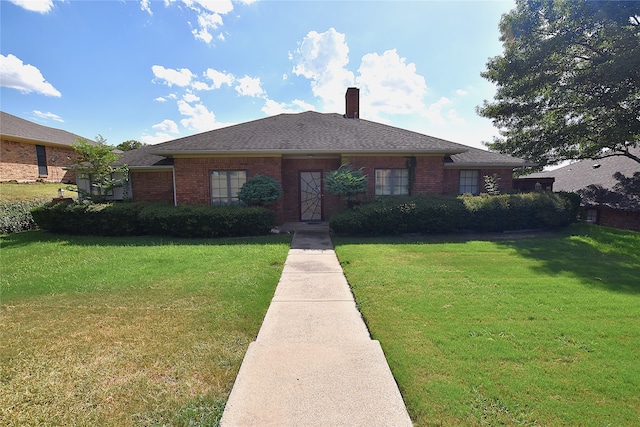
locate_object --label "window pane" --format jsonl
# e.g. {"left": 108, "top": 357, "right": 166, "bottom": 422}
{"left": 459, "top": 170, "right": 479, "bottom": 195}
{"left": 375, "top": 169, "right": 391, "bottom": 196}
{"left": 210, "top": 170, "right": 246, "bottom": 205}
{"left": 393, "top": 169, "right": 409, "bottom": 195}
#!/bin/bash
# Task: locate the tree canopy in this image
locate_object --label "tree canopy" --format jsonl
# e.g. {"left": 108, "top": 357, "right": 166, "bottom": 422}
{"left": 116, "top": 140, "right": 146, "bottom": 151}
{"left": 72, "top": 136, "right": 128, "bottom": 202}
{"left": 478, "top": 0, "right": 640, "bottom": 169}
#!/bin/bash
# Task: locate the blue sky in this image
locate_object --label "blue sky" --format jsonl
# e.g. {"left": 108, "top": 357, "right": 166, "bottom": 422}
{"left": 1, "top": 0, "right": 515, "bottom": 149}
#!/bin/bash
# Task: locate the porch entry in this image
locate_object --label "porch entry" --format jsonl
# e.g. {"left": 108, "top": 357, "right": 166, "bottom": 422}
{"left": 300, "top": 171, "right": 322, "bottom": 221}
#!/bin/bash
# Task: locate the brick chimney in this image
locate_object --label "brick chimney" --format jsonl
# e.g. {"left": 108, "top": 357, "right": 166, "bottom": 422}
{"left": 345, "top": 87, "right": 359, "bottom": 119}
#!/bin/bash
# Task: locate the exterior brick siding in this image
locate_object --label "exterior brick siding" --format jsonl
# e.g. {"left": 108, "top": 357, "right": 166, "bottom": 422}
{"left": 130, "top": 170, "right": 174, "bottom": 203}
{"left": 1, "top": 138, "right": 76, "bottom": 183}
{"left": 443, "top": 167, "right": 515, "bottom": 195}
{"left": 597, "top": 207, "right": 640, "bottom": 232}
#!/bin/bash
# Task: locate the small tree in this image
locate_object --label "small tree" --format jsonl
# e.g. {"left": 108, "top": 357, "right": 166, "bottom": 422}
{"left": 237, "top": 175, "right": 283, "bottom": 206}
{"left": 324, "top": 165, "right": 368, "bottom": 208}
{"left": 72, "top": 136, "right": 129, "bottom": 202}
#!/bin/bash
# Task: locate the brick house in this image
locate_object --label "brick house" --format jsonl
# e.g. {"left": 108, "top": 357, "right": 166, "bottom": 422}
{"left": 0, "top": 111, "right": 88, "bottom": 183}
{"left": 112, "top": 88, "right": 532, "bottom": 224}
{"left": 522, "top": 147, "right": 640, "bottom": 232}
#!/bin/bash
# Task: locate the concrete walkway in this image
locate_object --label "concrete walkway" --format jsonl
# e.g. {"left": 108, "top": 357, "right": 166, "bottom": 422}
{"left": 220, "top": 224, "right": 413, "bottom": 426}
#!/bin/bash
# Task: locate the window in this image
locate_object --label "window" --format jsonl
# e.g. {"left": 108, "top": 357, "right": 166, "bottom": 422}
{"left": 36, "top": 145, "right": 48, "bottom": 176}
{"left": 585, "top": 209, "right": 598, "bottom": 223}
{"left": 210, "top": 170, "right": 246, "bottom": 205}
{"left": 375, "top": 169, "right": 409, "bottom": 196}
{"left": 459, "top": 170, "right": 480, "bottom": 195}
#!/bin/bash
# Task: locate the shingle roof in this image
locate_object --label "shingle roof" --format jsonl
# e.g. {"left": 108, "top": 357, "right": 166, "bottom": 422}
{"left": 150, "top": 111, "right": 469, "bottom": 156}
{"left": 446, "top": 145, "right": 536, "bottom": 168}
{"left": 0, "top": 111, "right": 90, "bottom": 147}
{"left": 526, "top": 147, "right": 640, "bottom": 211}
{"left": 114, "top": 145, "right": 173, "bottom": 169}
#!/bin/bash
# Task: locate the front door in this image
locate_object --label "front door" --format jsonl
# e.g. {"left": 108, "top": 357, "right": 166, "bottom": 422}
{"left": 300, "top": 171, "right": 322, "bottom": 221}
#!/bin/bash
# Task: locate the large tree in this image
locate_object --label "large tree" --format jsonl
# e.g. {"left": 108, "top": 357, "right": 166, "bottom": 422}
{"left": 478, "top": 0, "right": 640, "bottom": 169}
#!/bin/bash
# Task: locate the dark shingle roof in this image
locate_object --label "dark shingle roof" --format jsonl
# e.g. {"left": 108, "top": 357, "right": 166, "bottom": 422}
{"left": 147, "top": 111, "right": 530, "bottom": 167}
{"left": 0, "top": 111, "right": 90, "bottom": 147}
{"left": 114, "top": 145, "right": 173, "bottom": 169}
{"left": 446, "top": 145, "right": 536, "bottom": 168}
{"left": 526, "top": 147, "right": 640, "bottom": 211}
{"left": 150, "top": 111, "right": 471, "bottom": 156}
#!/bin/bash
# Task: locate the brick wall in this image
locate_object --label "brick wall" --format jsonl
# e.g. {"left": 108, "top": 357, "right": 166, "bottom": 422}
{"left": 599, "top": 207, "right": 640, "bottom": 232}
{"left": 1, "top": 138, "right": 76, "bottom": 182}
{"left": 130, "top": 170, "right": 174, "bottom": 203}
{"left": 174, "top": 156, "right": 284, "bottom": 205}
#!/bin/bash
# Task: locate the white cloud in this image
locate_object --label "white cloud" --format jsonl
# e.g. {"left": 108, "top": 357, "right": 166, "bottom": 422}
{"left": 292, "top": 28, "right": 355, "bottom": 112}
{"left": 140, "top": 0, "right": 152, "bottom": 14}
{"left": 456, "top": 89, "right": 468, "bottom": 96}
{"left": 164, "top": 0, "right": 234, "bottom": 44}
{"left": 8, "top": 0, "right": 53, "bottom": 13}
{"left": 235, "top": 76, "right": 264, "bottom": 97}
{"left": 262, "top": 98, "right": 315, "bottom": 116}
{"left": 183, "top": 92, "right": 200, "bottom": 103}
{"left": 356, "top": 49, "right": 427, "bottom": 118}
{"left": 141, "top": 119, "right": 180, "bottom": 144}
{"left": 153, "top": 119, "right": 179, "bottom": 134}
{"left": 190, "top": 0, "right": 233, "bottom": 14}
{"left": 217, "top": 33, "right": 225, "bottom": 42}
{"left": 205, "top": 68, "right": 235, "bottom": 89}
{"left": 0, "top": 54, "right": 61, "bottom": 97}
{"left": 33, "top": 110, "right": 63, "bottom": 122}
{"left": 423, "top": 97, "right": 453, "bottom": 125}
{"left": 151, "top": 65, "right": 194, "bottom": 87}
{"left": 177, "top": 100, "right": 219, "bottom": 132}
{"left": 155, "top": 96, "right": 168, "bottom": 102}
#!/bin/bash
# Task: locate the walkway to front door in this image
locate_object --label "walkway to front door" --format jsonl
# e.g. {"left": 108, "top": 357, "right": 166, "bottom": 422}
{"left": 300, "top": 171, "right": 322, "bottom": 221}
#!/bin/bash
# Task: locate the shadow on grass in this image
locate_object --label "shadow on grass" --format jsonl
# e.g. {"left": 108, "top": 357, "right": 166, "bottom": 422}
{"left": 493, "top": 225, "right": 640, "bottom": 294}
{"left": 0, "top": 230, "right": 292, "bottom": 249}
{"left": 334, "top": 223, "right": 640, "bottom": 295}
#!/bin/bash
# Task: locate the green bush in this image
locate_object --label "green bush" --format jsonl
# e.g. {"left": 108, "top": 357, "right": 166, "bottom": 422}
{"left": 1, "top": 200, "right": 48, "bottom": 234}
{"left": 32, "top": 202, "right": 276, "bottom": 238}
{"left": 237, "top": 175, "right": 283, "bottom": 206}
{"left": 330, "top": 193, "right": 578, "bottom": 235}
{"left": 139, "top": 204, "right": 275, "bottom": 237}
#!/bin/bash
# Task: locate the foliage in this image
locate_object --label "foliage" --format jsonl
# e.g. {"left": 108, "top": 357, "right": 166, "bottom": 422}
{"left": 334, "top": 224, "right": 640, "bottom": 425}
{"left": 72, "top": 136, "right": 129, "bottom": 202}
{"left": 483, "top": 173, "right": 501, "bottom": 195}
{"left": 0, "top": 200, "right": 48, "bottom": 234}
{"left": 116, "top": 139, "right": 145, "bottom": 151}
{"left": 1, "top": 231, "right": 290, "bottom": 426}
{"left": 0, "top": 182, "right": 77, "bottom": 202}
{"left": 478, "top": 0, "right": 640, "bottom": 169}
{"left": 31, "top": 202, "right": 276, "bottom": 237}
{"left": 329, "top": 193, "right": 579, "bottom": 235}
{"left": 324, "top": 165, "right": 368, "bottom": 207}
{"left": 237, "top": 175, "right": 283, "bottom": 206}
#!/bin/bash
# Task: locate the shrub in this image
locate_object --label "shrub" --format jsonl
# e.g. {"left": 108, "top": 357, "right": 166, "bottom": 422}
{"left": 325, "top": 165, "right": 368, "bottom": 208}
{"left": 32, "top": 202, "right": 276, "bottom": 238}
{"left": 237, "top": 175, "right": 283, "bottom": 206}
{"left": 330, "top": 193, "right": 577, "bottom": 235}
{"left": 0, "top": 200, "right": 48, "bottom": 234}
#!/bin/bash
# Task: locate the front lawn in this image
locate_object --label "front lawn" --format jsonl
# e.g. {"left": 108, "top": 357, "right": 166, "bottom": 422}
{"left": 0, "top": 231, "right": 291, "bottom": 426}
{"left": 334, "top": 224, "right": 640, "bottom": 426}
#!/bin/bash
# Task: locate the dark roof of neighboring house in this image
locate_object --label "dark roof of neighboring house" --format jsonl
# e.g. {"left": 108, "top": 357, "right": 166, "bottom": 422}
{"left": 526, "top": 147, "right": 640, "bottom": 211}
{"left": 0, "top": 111, "right": 90, "bottom": 147}
{"left": 114, "top": 145, "right": 173, "bottom": 169}
{"left": 146, "top": 111, "right": 529, "bottom": 168}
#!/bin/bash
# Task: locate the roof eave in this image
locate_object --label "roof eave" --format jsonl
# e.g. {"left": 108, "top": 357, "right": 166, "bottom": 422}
{"left": 151, "top": 148, "right": 469, "bottom": 157}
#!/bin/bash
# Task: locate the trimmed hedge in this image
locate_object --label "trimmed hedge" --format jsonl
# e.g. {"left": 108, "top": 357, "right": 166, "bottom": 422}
{"left": 329, "top": 192, "right": 580, "bottom": 235}
{"left": 31, "top": 202, "right": 276, "bottom": 237}
{"left": 1, "top": 200, "right": 49, "bottom": 234}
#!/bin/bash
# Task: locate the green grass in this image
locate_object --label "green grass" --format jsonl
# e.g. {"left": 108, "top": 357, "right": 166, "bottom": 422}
{"left": 0, "top": 231, "right": 291, "bottom": 426}
{"left": 334, "top": 224, "right": 640, "bottom": 426}
{"left": 0, "top": 182, "right": 77, "bottom": 202}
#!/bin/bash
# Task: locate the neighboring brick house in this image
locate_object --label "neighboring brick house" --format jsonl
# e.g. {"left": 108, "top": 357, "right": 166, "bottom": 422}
{"left": 0, "top": 111, "right": 88, "bottom": 183}
{"left": 111, "top": 88, "right": 532, "bottom": 224}
{"left": 522, "top": 147, "right": 640, "bottom": 232}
